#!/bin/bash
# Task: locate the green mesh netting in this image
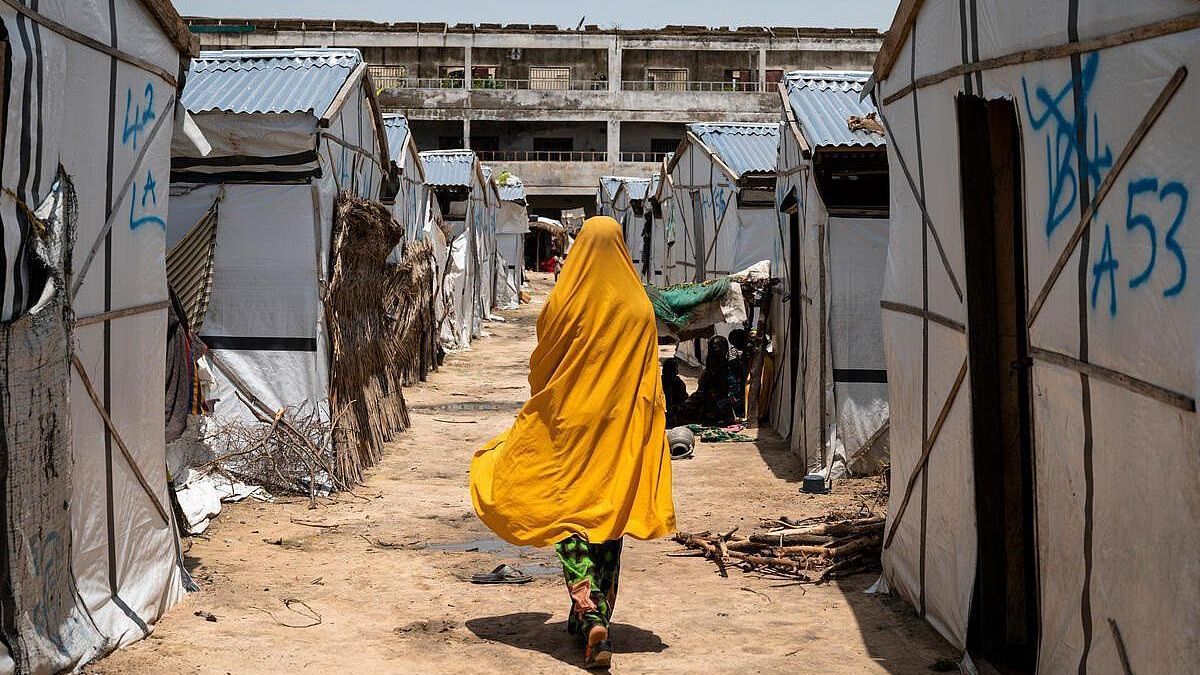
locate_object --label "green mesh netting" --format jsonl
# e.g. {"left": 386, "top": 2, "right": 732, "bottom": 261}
{"left": 644, "top": 277, "right": 731, "bottom": 329}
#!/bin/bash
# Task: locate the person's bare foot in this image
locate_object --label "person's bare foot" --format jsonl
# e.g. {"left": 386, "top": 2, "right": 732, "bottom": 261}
{"left": 583, "top": 625, "right": 612, "bottom": 670}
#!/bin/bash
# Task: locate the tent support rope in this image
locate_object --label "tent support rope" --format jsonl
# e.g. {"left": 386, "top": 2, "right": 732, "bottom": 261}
{"left": 882, "top": 13, "right": 1200, "bottom": 105}
{"left": 0, "top": 0, "right": 178, "bottom": 86}
{"left": 71, "top": 354, "right": 171, "bottom": 525}
{"left": 875, "top": 106, "right": 964, "bottom": 302}
{"left": 1026, "top": 66, "right": 1187, "bottom": 326}
{"left": 1030, "top": 346, "right": 1195, "bottom": 412}
{"left": 883, "top": 356, "right": 968, "bottom": 550}
{"left": 75, "top": 300, "right": 169, "bottom": 328}
{"left": 880, "top": 300, "right": 965, "bottom": 333}
{"left": 71, "top": 94, "right": 176, "bottom": 301}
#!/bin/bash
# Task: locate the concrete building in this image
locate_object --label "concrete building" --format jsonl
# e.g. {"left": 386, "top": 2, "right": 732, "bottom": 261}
{"left": 184, "top": 18, "right": 882, "bottom": 216}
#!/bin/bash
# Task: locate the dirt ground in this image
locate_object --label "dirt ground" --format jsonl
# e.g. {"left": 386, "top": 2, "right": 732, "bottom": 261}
{"left": 91, "top": 273, "right": 955, "bottom": 674}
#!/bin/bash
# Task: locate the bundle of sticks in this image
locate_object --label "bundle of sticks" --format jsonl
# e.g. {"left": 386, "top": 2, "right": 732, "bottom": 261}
{"left": 672, "top": 512, "right": 884, "bottom": 583}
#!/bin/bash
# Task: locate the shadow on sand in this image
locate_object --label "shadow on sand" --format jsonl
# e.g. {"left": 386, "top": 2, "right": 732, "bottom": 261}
{"left": 751, "top": 429, "right": 808, "bottom": 483}
{"left": 465, "top": 612, "right": 668, "bottom": 670}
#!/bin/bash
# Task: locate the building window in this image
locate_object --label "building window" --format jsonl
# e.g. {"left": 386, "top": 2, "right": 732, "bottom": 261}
{"left": 438, "top": 65, "right": 465, "bottom": 80}
{"left": 646, "top": 67, "right": 687, "bottom": 91}
{"left": 766, "top": 69, "right": 785, "bottom": 85}
{"left": 369, "top": 64, "right": 408, "bottom": 90}
{"left": 472, "top": 65, "right": 498, "bottom": 80}
{"left": 650, "top": 138, "right": 680, "bottom": 155}
{"left": 533, "top": 137, "right": 573, "bottom": 152}
{"left": 724, "top": 69, "right": 757, "bottom": 91}
{"left": 438, "top": 135, "right": 464, "bottom": 150}
{"left": 530, "top": 66, "right": 570, "bottom": 90}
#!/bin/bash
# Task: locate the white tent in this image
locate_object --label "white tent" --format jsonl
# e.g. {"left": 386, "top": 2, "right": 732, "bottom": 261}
{"left": 770, "top": 71, "right": 891, "bottom": 476}
{"left": 661, "top": 123, "right": 783, "bottom": 364}
{"left": 0, "top": 2, "right": 195, "bottom": 673}
{"left": 597, "top": 175, "right": 652, "bottom": 273}
{"left": 871, "top": 2, "right": 1198, "bottom": 672}
{"left": 168, "top": 49, "right": 389, "bottom": 430}
{"left": 421, "top": 150, "right": 498, "bottom": 349}
{"left": 382, "top": 114, "right": 429, "bottom": 243}
{"left": 489, "top": 171, "right": 528, "bottom": 310}
{"left": 662, "top": 123, "right": 782, "bottom": 288}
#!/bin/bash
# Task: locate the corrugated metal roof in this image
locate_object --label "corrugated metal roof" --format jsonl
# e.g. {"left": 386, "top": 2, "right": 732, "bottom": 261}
{"left": 383, "top": 114, "right": 410, "bottom": 162}
{"left": 622, "top": 178, "right": 652, "bottom": 201}
{"left": 784, "top": 71, "right": 885, "bottom": 149}
{"left": 183, "top": 48, "right": 362, "bottom": 115}
{"left": 420, "top": 150, "right": 477, "bottom": 187}
{"left": 599, "top": 175, "right": 626, "bottom": 201}
{"left": 600, "top": 176, "right": 651, "bottom": 203}
{"left": 480, "top": 166, "right": 526, "bottom": 202}
{"left": 688, "top": 123, "right": 780, "bottom": 177}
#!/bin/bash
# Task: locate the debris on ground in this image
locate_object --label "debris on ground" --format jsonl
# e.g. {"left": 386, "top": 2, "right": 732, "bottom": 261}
{"left": 673, "top": 509, "right": 884, "bottom": 583}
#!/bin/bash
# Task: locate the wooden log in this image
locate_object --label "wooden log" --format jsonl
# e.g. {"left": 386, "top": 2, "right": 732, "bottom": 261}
{"left": 749, "top": 532, "right": 835, "bottom": 546}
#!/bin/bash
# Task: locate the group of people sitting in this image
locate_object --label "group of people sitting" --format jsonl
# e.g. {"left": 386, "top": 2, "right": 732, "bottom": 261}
{"left": 661, "top": 329, "right": 750, "bottom": 428}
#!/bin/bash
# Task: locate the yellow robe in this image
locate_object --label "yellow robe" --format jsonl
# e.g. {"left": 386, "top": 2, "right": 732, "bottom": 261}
{"left": 470, "top": 216, "right": 676, "bottom": 547}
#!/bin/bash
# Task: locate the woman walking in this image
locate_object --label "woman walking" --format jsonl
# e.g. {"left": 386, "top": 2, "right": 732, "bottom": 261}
{"left": 470, "top": 216, "right": 676, "bottom": 669}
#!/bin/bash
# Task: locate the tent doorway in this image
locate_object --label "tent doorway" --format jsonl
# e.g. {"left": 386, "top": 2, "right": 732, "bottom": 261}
{"left": 956, "top": 95, "right": 1039, "bottom": 672}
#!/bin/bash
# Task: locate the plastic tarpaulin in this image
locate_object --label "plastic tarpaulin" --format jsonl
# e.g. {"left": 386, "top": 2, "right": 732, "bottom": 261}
{"left": 874, "top": 2, "right": 1199, "bottom": 670}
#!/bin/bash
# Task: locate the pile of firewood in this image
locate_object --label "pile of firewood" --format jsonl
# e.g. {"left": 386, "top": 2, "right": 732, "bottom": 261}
{"left": 672, "top": 512, "right": 884, "bottom": 583}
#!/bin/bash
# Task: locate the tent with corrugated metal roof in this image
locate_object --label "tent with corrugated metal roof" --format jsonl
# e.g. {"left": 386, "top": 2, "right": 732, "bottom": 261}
{"left": 598, "top": 175, "right": 653, "bottom": 273}
{"left": 663, "top": 123, "right": 782, "bottom": 290}
{"left": 770, "top": 70, "right": 891, "bottom": 479}
{"left": 167, "top": 48, "right": 389, "bottom": 434}
{"left": 868, "top": 3, "right": 1198, "bottom": 672}
{"left": 0, "top": 2, "right": 197, "bottom": 673}
{"left": 660, "top": 123, "right": 782, "bottom": 365}
{"left": 421, "top": 149, "right": 498, "bottom": 349}
{"left": 382, "top": 114, "right": 429, "bottom": 242}
{"left": 489, "top": 169, "right": 528, "bottom": 310}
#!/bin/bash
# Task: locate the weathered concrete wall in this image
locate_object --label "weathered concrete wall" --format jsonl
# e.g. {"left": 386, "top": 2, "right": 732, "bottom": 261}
{"left": 621, "top": 49, "right": 760, "bottom": 82}
{"left": 766, "top": 48, "right": 875, "bottom": 71}
{"left": 470, "top": 47, "right": 608, "bottom": 82}
{"left": 378, "top": 88, "right": 780, "bottom": 121}
{"left": 491, "top": 160, "right": 659, "bottom": 195}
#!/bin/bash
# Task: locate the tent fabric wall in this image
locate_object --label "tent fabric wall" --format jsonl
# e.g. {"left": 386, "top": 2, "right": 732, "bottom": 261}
{"left": 0, "top": 1, "right": 193, "bottom": 673}
{"left": 663, "top": 124, "right": 784, "bottom": 366}
{"left": 424, "top": 151, "right": 498, "bottom": 350}
{"left": 170, "top": 49, "right": 387, "bottom": 436}
{"left": 873, "top": 2, "right": 1199, "bottom": 671}
{"left": 768, "top": 72, "right": 891, "bottom": 476}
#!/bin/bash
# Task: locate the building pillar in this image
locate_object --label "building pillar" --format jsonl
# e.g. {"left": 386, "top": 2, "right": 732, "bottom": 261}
{"left": 607, "top": 120, "right": 620, "bottom": 162}
{"left": 463, "top": 118, "right": 471, "bottom": 149}
{"left": 758, "top": 47, "right": 767, "bottom": 91}
{"left": 464, "top": 44, "right": 473, "bottom": 90}
{"left": 607, "top": 36, "right": 621, "bottom": 92}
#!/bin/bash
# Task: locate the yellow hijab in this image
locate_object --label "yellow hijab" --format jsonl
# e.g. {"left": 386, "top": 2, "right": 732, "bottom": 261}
{"left": 470, "top": 216, "right": 676, "bottom": 547}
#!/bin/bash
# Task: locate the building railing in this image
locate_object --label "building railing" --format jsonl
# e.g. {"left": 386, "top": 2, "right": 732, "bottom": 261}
{"left": 620, "top": 80, "right": 763, "bottom": 92}
{"left": 370, "top": 67, "right": 765, "bottom": 94}
{"left": 618, "top": 151, "right": 673, "bottom": 163}
{"left": 368, "top": 65, "right": 409, "bottom": 90}
{"left": 474, "top": 150, "right": 609, "bottom": 162}
{"left": 474, "top": 78, "right": 609, "bottom": 91}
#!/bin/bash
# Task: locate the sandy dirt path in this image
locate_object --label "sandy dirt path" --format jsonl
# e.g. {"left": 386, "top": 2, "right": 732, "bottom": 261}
{"left": 91, "top": 273, "right": 954, "bottom": 674}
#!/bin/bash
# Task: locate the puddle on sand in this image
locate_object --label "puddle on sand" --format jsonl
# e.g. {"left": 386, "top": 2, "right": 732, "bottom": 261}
{"left": 430, "top": 537, "right": 561, "bottom": 577}
{"left": 411, "top": 401, "right": 522, "bottom": 413}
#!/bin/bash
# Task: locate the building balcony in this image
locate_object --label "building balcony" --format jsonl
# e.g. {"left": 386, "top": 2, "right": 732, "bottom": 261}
{"left": 620, "top": 80, "right": 764, "bottom": 93}
{"left": 475, "top": 150, "right": 609, "bottom": 162}
{"left": 369, "top": 68, "right": 769, "bottom": 95}
{"left": 379, "top": 85, "right": 778, "bottom": 123}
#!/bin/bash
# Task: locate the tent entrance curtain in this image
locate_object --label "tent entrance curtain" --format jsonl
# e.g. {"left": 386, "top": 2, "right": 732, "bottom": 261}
{"left": 956, "top": 94, "right": 1038, "bottom": 671}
